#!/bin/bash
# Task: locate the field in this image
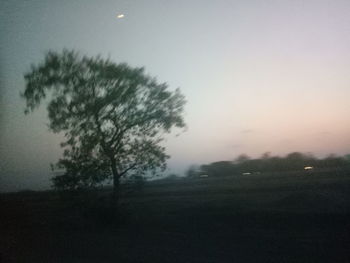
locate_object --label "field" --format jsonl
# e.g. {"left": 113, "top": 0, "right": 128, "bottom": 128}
{"left": 1, "top": 170, "right": 350, "bottom": 262}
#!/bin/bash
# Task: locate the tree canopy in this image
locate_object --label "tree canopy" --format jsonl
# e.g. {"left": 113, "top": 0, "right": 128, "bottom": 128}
{"left": 197, "top": 152, "right": 350, "bottom": 177}
{"left": 22, "top": 50, "right": 186, "bottom": 192}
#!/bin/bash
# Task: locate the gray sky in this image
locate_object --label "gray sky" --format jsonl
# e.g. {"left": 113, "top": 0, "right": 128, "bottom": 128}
{"left": 1, "top": 0, "right": 350, "bottom": 192}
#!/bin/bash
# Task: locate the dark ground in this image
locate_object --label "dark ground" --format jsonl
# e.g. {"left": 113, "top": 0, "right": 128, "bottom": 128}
{"left": 1, "top": 171, "right": 350, "bottom": 262}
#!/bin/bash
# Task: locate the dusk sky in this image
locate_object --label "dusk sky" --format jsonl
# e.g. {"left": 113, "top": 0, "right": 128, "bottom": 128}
{"left": 1, "top": 0, "right": 350, "bottom": 192}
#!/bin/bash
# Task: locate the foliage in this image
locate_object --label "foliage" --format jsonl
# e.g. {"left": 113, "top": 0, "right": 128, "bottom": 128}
{"left": 22, "top": 50, "right": 186, "bottom": 191}
{"left": 201, "top": 161, "right": 235, "bottom": 177}
{"left": 234, "top": 154, "right": 251, "bottom": 164}
{"left": 186, "top": 165, "right": 199, "bottom": 178}
{"left": 194, "top": 152, "right": 350, "bottom": 177}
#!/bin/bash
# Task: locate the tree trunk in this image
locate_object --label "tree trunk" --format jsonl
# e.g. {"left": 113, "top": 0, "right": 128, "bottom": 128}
{"left": 110, "top": 159, "right": 120, "bottom": 210}
{"left": 112, "top": 172, "right": 120, "bottom": 208}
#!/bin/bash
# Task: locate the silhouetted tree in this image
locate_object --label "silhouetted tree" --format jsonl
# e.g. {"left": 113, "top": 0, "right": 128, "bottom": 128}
{"left": 199, "top": 151, "right": 350, "bottom": 176}
{"left": 235, "top": 154, "right": 251, "bottom": 164}
{"left": 22, "top": 50, "right": 186, "bottom": 207}
{"left": 201, "top": 161, "right": 235, "bottom": 177}
{"left": 283, "top": 152, "right": 316, "bottom": 171}
{"left": 261, "top": 152, "right": 271, "bottom": 160}
{"left": 186, "top": 165, "right": 199, "bottom": 177}
{"left": 321, "top": 154, "right": 347, "bottom": 169}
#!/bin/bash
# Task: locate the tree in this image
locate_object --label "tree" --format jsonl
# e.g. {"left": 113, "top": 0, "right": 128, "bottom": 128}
{"left": 22, "top": 50, "right": 186, "bottom": 206}
{"left": 234, "top": 154, "right": 251, "bottom": 164}
{"left": 201, "top": 161, "right": 235, "bottom": 177}
{"left": 261, "top": 152, "right": 271, "bottom": 160}
{"left": 186, "top": 165, "right": 198, "bottom": 177}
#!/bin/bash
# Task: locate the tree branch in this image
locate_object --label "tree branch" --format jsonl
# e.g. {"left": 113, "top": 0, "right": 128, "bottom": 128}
{"left": 119, "top": 163, "right": 138, "bottom": 177}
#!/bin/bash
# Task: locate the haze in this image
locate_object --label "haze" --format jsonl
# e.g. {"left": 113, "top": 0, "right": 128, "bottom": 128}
{"left": 1, "top": 0, "right": 350, "bottom": 192}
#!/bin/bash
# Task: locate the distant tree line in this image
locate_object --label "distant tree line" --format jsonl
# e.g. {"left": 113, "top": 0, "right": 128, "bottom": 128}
{"left": 187, "top": 152, "right": 350, "bottom": 177}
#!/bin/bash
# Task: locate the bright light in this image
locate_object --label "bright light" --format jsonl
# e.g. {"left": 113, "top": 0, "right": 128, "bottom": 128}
{"left": 304, "top": 166, "right": 314, "bottom": 170}
{"left": 117, "top": 14, "right": 125, "bottom": 19}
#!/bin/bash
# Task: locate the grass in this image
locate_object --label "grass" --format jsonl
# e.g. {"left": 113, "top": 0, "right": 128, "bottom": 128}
{"left": 1, "top": 170, "right": 350, "bottom": 262}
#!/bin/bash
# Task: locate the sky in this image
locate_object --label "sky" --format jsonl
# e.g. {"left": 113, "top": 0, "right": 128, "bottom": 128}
{"left": 1, "top": 0, "right": 350, "bottom": 192}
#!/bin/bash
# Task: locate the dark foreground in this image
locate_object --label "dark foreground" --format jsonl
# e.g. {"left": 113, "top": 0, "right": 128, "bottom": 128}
{"left": 2, "top": 171, "right": 350, "bottom": 262}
